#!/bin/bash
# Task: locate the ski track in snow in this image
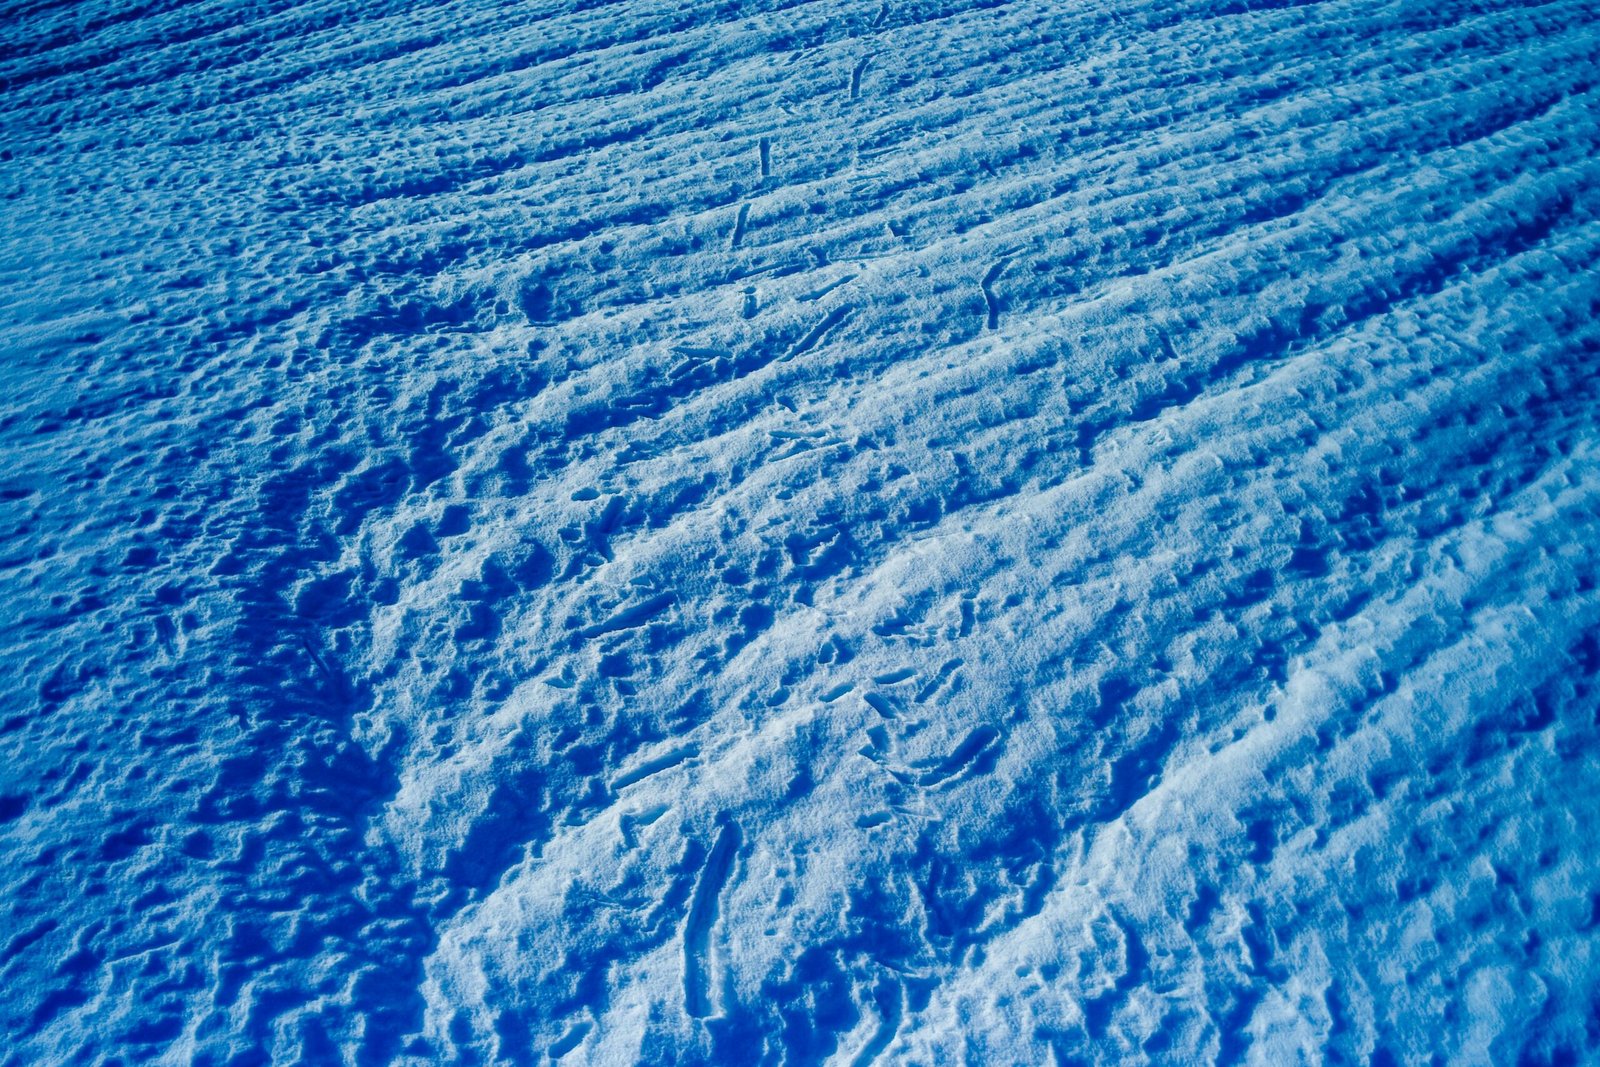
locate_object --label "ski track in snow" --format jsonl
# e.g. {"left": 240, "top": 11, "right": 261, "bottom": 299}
{"left": 2, "top": 0, "right": 1600, "bottom": 1061}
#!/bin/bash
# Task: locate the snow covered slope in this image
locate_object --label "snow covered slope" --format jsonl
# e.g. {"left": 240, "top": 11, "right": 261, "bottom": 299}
{"left": 3, "top": 0, "right": 1599, "bottom": 1061}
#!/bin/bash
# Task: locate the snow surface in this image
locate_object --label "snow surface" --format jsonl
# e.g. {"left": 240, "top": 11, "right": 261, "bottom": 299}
{"left": 3, "top": 0, "right": 1600, "bottom": 1061}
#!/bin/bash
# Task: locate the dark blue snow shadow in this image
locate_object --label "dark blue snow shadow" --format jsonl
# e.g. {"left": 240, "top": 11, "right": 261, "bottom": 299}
{"left": 188, "top": 447, "right": 437, "bottom": 1064}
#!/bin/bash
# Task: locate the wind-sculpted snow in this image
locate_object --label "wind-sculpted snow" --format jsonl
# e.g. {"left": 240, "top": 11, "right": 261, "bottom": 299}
{"left": 2, "top": 0, "right": 1599, "bottom": 1061}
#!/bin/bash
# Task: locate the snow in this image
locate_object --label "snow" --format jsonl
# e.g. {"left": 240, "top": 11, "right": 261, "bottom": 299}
{"left": 2, "top": 0, "right": 1599, "bottom": 1061}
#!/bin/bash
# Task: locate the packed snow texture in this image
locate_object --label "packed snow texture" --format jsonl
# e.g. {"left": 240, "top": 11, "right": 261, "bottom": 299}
{"left": 3, "top": 0, "right": 1600, "bottom": 1062}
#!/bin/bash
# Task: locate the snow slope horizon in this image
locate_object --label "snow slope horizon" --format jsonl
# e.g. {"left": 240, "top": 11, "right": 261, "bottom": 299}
{"left": 2, "top": 0, "right": 1599, "bottom": 1061}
